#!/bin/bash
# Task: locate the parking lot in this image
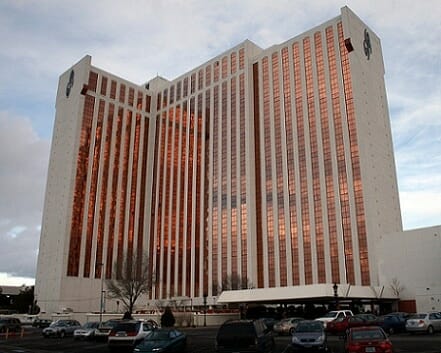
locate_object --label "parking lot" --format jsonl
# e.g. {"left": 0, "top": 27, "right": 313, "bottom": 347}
{"left": 0, "top": 326, "right": 441, "bottom": 353}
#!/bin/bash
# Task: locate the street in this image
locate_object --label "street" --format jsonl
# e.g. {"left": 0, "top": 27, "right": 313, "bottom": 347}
{"left": 0, "top": 326, "right": 440, "bottom": 353}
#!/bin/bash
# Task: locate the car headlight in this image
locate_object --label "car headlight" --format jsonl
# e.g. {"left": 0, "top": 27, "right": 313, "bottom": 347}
{"left": 292, "top": 336, "right": 300, "bottom": 344}
{"left": 316, "top": 334, "right": 325, "bottom": 343}
{"left": 152, "top": 348, "right": 163, "bottom": 352}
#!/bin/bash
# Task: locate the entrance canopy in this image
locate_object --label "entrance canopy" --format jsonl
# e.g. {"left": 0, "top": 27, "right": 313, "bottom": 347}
{"left": 216, "top": 284, "right": 397, "bottom": 305}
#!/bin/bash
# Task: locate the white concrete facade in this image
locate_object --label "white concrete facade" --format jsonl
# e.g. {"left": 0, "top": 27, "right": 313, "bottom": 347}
{"left": 35, "top": 7, "right": 439, "bottom": 315}
{"left": 376, "top": 226, "right": 441, "bottom": 312}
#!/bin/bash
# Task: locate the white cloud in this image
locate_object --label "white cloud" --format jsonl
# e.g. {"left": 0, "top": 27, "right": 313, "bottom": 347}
{"left": 0, "top": 112, "right": 50, "bottom": 280}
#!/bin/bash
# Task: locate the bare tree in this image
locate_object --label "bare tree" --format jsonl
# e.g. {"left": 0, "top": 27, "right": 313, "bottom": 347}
{"left": 219, "top": 273, "right": 253, "bottom": 292}
{"left": 105, "top": 253, "right": 154, "bottom": 315}
{"left": 390, "top": 277, "right": 405, "bottom": 298}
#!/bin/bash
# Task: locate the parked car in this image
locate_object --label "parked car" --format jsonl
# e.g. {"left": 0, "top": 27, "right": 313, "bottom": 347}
{"left": 326, "top": 315, "right": 374, "bottom": 335}
{"left": 386, "top": 312, "right": 410, "bottom": 322}
{"left": 316, "top": 310, "right": 354, "bottom": 328}
{"left": 42, "top": 319, "right": 82, "bottom": 338}
{"left": 94, "top": 319, "right": 121, "bottom": 341}
{"left": 134, "top": 328, "right": 187, "bottom": 353}
{"left": 108, "top": 319, "right": 159, "bottom": 352}
{"left": 0, "top": 317, "right": 22, "bottom": 333}
{"left": 261, "top": 317, "right": 277, "bottom": 331}
{"left": 375, "top": 315, "right": 406, "bottom": 334}
{"left": 291, "top": 320, "right": 328, "bottom": 352}
{"left": 73, "top": 321, "right": 100, "bottom": 340}
{"left": 345, "top": 326, "right": 393, "bottom": 353}
{"left": 273, "top": 317, "right": 304, "bottom": 335}
{"left": 355, "top": 314, "right": 377, "bottom": 324}
{"left": 215, "top": 319, "right": 275, "bottom": 353}
{"left": 32, "top": 318, "right": 52, "bottom": 328}
{"left": 405, "top": 312, "right": 441, "bottom": 334}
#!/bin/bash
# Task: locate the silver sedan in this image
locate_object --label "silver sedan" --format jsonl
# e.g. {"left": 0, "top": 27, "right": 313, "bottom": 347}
{"left": 405, "top": 312, "right": 441, "bottom": 334}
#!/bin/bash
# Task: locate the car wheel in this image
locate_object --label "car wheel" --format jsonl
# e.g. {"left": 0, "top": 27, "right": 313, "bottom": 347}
{"left": 59, "top": 330, "right": 65, "bottom": 338}
{"left": 388, "top": 327, "right": 394, "bottom": 335}
{"left": 427, "top": 326, "right": 434, "bottom": 335}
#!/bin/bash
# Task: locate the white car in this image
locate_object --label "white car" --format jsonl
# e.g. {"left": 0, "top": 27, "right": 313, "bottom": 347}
{"left": 73, "top": 321, "right": 100, "bottom": 340}
{"left": 315, "top": 310, "right": 354, "bottom": 328}
{"left": 108, "top": 319, "right": 159, "bottom": 352}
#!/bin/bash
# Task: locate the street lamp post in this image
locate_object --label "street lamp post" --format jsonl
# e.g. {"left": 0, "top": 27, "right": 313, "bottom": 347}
{"left": 98, "top": 263, "right": 105, "bottom": 326}
{"left": 203, "top": 294, "right": 208, "bottom": 327}
{"left": 333, "top": 283, "right": 339, "bottom": 310}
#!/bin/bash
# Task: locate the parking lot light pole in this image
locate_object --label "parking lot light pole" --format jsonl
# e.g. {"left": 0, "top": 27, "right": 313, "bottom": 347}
{"left": 203, "top": 294, "right": 208, "bottom": 327}
{"left": 98, "top": 262, "right": 105, "bottom": 326}
{"left": 333, "top": 283, "right": 339, "bottom": 310}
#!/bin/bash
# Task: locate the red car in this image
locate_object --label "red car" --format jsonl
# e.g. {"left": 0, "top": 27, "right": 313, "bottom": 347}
{"left": 345, "top": 326, "right": 393, "bottom": 353}
{"left": 327, "top": 315, "right": 372, "bottom": 335}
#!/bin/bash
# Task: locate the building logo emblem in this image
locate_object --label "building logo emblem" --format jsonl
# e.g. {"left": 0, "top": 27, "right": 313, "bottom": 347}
{"left": 363, "top": 29, "right": 372, "bottom": 60}
{"left": 66, "top": 70, "right": 75, "bottom": 97}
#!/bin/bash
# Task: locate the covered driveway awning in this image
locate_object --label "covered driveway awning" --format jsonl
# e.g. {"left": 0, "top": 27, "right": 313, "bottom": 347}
{"left": 216, "top": 284, "right": 397, "bottom": 304}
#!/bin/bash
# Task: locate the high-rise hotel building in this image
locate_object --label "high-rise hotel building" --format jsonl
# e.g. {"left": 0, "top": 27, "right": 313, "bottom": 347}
{"left": 36, "top": 7, "right": 403, "bottom": 314}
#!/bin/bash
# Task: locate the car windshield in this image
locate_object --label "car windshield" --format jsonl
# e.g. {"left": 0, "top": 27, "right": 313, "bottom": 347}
{"left": 51, "top": 321, "right": 66, "bottom": 327}
{"left": 352, "top": 329, "right": 385, "bottom": 341}
{"left": 83, "top": 322, "right": 97, "bottom": 329}
{"left": 146, "top": 330, "right": 172, "bottom": 340}
{"left": 102, "top": 320, "right": 119, "bottom": 327}
{"left": 322, "top": 311, "right": 338, "bottom": 318}
{"left": 113, "top": 322, "right": 139, "bottom": 332}
{"left": 296, "top": 322, "right": 323, "bottom": 333}
{"left": 219, "top": 323, "right": 254, "bottom": 336}
{"left": 408, "top": 314, "right": 426, "bottom": 319}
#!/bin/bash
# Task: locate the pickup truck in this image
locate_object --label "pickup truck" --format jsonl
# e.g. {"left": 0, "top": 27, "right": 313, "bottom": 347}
{"left": 316, "top": 310, "right": 354, "bottom": 328}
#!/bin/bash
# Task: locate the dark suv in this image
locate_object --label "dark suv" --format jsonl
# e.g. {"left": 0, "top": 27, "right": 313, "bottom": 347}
{"left": 215, "top": 319, "right": 275, "bottom": 353}
{"left": 0, "top": 317, "right": 22, "bottom": 333}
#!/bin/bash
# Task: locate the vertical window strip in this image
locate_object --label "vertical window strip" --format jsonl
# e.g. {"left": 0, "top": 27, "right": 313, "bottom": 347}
{"left": 272, "top": 52, "right": 287, "bottom": 286}
{"left": 186, "top": 98, "right": 196, "bottom": 297}
{"left": 106, "top": 107, "right": 123, "bottom": 279}
{"left": 239, "top": 73, "right": 247, "bottom": 284}
{"left": 194, "top": 94, "right": 204, "bottom": 295}
{"left": 163, "top": 109, "right": 174, "bottom": 297}
{"left": 127, "top": 113, "right": 141, "bottom": 264}
{"left": 177, "top": 104, "right": 186, "bottom": 296}
{"left": 136, "top": 116, "right": 149, "bottom": 277}
{"left": 326, "top": 25, "right": 354, "bottom": 284}
{"left": 231, "top": 77, "right": 237, "bottom": 278}
{"left": 166, "top": 108, "right": 176, "bottom": 297}
{"left": 155, "top": 112, "right": 167, "bottom": 297}
{"left": 203, "top": 90, "right": 211, "bottom": 296}
{"left": 116, "top": 110, "right": 132, "bottom": 277}
{"left": 95, "top": 103, "right": 114, "bottom": 279}
{"left": 221, "top": 81, "right": 228, "bottom": 284}
{"left": 293, "top": 41, "right": 313, "bottom": 284}
{"left": 338, "top": 22, "right": 370, "bottom": 285}
{"left": 282, "top": 47, "right": 299, "bottom": 285}
{"left": 83, "top": 99, "right": 105, "bottom": 278}
{"left": 67, "top": 95, "right": 95, "bottom": 276}
{"left": 304, "top": 36, "right": 326, "bottom": 283}
{"left": 315, "top": 31, "right": 340, "bottom": 283}
{"left": 211, "top": 85, "right": 219, "bottom": 294}
{"left": 262, "top": 56, "right": 275, "bottom": 287}
{"left": 253, "top": 63, "right": 264, "bottom": 288}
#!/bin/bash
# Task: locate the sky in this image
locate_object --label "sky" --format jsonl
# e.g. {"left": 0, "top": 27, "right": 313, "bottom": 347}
{"left": 0, "top": 0, "right": 439, "bottom": 287}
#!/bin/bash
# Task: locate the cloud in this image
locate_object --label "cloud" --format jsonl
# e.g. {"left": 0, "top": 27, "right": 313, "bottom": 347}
{"left": 0, "top": 111, "right": 50, "bottom": 279}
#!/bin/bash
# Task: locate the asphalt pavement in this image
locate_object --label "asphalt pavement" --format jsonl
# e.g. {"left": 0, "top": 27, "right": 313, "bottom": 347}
{"left": 0, "top": 326, "right": 440, "bottom": 353}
